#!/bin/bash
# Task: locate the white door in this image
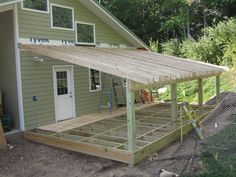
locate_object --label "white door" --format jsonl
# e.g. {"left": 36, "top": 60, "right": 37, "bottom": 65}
{"left": 53, "top": 66, "right": 75, "bottom": 122}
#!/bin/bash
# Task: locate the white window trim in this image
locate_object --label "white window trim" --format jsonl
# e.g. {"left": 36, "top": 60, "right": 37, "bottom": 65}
{"left": 89, "top": 69, "right": 102, "bottom": 92}
{"left": 75, "top": 21, "right": 96, "bottom": 46}
{"left": 21, "top": 0, "right": 50, "bottom": 14}
{"left": 50, "top": 3, "right": 74, "bottom": 31}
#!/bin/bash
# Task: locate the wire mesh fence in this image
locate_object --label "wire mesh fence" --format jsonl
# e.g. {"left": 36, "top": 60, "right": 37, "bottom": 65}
{"left": 202, "top": 92, "right": 236, "bottom": 176}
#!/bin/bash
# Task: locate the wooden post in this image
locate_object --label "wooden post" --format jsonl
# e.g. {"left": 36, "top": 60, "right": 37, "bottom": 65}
{"left": 216, "top": 75, "right": 220, "bottom": 104}
{"left": 198, "top": 79, "right": 203, "bottom": 115}
{"left": 126, "top": 80, "right": 136, "bottom": 152}
{"left": 171, "top": 84, "right": 177, "bottom": 125}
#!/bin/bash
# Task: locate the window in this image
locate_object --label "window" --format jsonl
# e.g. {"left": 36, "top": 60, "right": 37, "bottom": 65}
{"left": 89, "top": 69, "right": 101, "bottom": 92}
{"left": 51, "top": 4, "right": 74, "bottom": 30}
{"left": 22, "top": 0, "right": 49, "bottom": 13}
{"left": 56, "top": 71, "right": 68, "bottom": 95}
{"left": 76, "top": 22, "right": 95, "bottom": 45}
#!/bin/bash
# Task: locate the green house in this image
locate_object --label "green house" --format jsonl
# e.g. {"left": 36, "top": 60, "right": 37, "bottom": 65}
{"left": 0, "top": 0, "right": 149, "bottom": 131}
{"left": 0, "top": 0, "right": 227, "bottom": 165}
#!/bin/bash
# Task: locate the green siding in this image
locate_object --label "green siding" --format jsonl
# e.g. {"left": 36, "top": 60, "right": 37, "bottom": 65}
{"left": 18, "top": 0, "right": 133, "bottom": 130}
{"left": 18, "top": 0, "right": 130, "bottom": 45}
{"left": 21, "top": 51, "right": 126, "bottom": 130}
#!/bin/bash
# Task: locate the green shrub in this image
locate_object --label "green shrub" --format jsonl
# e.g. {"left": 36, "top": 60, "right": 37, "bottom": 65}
{"left": 161, "top": 38, "right": 182, "bottom": 56}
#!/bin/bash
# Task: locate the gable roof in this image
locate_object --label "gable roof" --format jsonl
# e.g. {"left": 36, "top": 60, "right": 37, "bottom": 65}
{"left": 79, "top": 0, "right": 150, "bottom": 50}
{"left": 0, "top": 0, "right": 22, "bottom": 7}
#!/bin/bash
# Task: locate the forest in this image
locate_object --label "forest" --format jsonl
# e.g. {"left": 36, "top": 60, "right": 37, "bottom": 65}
{"left": 100, "top": 0, "right": 236, "bottom": 102}
{"left": 101, "top": 0, "right": 236, "bottom": 66}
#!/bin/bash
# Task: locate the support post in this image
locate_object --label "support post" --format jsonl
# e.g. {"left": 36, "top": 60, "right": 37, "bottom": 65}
{"left": 171, "top": 84, "right": 177, "bottom": 125}
{"left": 198, "top": 79, "right": 203, "bottom": 115}
{"left": 216, "top": 75, "right": 220, "bottom": 104}
{"left": 126, "top": 80, "right": 136, "bottom": 152}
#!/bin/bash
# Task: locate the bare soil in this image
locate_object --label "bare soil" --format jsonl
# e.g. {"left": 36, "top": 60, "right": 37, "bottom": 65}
{"left": 0, "top": 131, "right": 206, "bottom": 177}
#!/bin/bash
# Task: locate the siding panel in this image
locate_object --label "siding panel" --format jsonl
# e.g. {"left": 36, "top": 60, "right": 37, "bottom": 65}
{"left": 18, "top": 0, "right": 133, "bottom": 130}
{"left": 18, "top": 0, "right": 130, "bottom": 45}
{"left": 21, "top": 51, "right": 126, "bottom": 130}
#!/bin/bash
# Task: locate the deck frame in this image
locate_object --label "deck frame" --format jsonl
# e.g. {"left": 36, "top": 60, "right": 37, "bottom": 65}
{"left": 24, "top": 104, "right": 213, "bottom": 165}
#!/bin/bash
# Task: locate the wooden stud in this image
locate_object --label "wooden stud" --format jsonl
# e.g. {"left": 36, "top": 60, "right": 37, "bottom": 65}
{"left": 198, "top": 79, "right": 203, "bottom": 115}
{"left": 24, "top": 131, "right": 134, "bottom": 164}
{"left": 180, "top": 106, "right": 183, "bottom": 143}
{"left": 216, "top": 75, "right": 220, "bottom": 104}
{"left": 24, "top": 104, "right": 215, "bottom": 165}
{"left": 126, "top": 79, "right": 136, "bottom": 152}
{"left": 171, "top": 84, "right": 177, "bottom": 125}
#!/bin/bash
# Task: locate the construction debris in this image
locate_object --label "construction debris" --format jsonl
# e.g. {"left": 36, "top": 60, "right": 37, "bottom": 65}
{"left": 159, "top": 169, "right": 179, "bottom": 177}
{"left": 148, "top": 153, "right": 159, "bottom": 161}
{"left": 0, "top": 121, "right": 7, "bottom": 150}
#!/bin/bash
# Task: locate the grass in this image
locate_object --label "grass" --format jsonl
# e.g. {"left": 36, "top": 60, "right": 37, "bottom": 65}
{"left": 160, "top": 69, "right": 236, "bottom": 103}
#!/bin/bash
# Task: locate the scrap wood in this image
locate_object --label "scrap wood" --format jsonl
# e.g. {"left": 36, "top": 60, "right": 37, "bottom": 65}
{"left": 0, "top": 121, "right": 7, "bottom": 149}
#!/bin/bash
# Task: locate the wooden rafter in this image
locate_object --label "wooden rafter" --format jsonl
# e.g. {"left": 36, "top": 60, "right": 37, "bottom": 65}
{"left": 19, "top": 44, "right": 228, "bottom": 90}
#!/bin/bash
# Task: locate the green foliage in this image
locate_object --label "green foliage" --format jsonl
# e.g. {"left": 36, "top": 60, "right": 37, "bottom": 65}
{"left": 160, "top": 69, "right": 236, "bottom": 104}
{"left": 101, "top": 0, "right": 236, "bottom": 44}
{"left": 181, "top": 37, "right": 223, "bottom": 64}
{"left": 149, "top": 38, "right": 159, "bottom": 52}
{"left": 160, "top": 19, "right": 236, "bottom": 67}
{"left": 161, "top": 38, "right": 182, "bottom": 56}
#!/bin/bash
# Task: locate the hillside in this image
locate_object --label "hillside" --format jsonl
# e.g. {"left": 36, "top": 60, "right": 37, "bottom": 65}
{"left": 160, "top": 69, "right": 236, "bottom": 103}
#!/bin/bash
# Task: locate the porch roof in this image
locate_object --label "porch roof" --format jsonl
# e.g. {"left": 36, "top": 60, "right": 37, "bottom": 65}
{"left": 19, "top": 44, "right": 228, "bottom": 90}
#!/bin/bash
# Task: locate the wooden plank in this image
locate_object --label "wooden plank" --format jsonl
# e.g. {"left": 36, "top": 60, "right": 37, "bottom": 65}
{"left": 126, "top": 80, "right": 136, "bottom": 152}
{"left": 19, "top": 44, "right": 151, "bottom": 84}
{"left": 133, "top": 123, "right": 193, "bottom": 164}
{"left": 19, "top": 44, "right": 227, "bottom": 92}
{"left": 198, "top": 79, "right": 203, "bottom": 115}
{"left": 133, "top": 110, "right": 211, "bottom": 164}
{"left": 216, "top": 75, "right": 220, "bottom": 104}
{"left": 38, "top": 102, "right": 158, "bottom": 133}
{"left": 171, "top": 84, "right": 177, "bottom": 125}
{"left": 0, "top": 121, "right": 6, "bottom": 149}
{"left": 24, "top": 131, "right": 134, "bottom": 164}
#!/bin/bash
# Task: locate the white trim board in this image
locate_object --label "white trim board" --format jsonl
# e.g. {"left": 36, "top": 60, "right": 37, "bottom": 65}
{"left": 21, "top": 0, "right": 50, "bottom": 14}
{"left": 13, "top": 4, "right": 25, "bottom": 130}
{"left": 0, "top": 0, "right": 22, "bottom": 7}
{"left": 19, "top": 37, "right": 133, "bottom": 48}
{"left": 50, "top": 3, "right": 75, "bottom": 31}
{"left": 75, "top": 21, "right": 96, "bottom": 46}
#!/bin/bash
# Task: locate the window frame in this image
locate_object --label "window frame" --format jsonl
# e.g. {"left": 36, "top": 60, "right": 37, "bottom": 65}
{"left": 50, "top": 3, "right": 75, "bottom": 31}
{"left": 21, "top": 0, "right": 50, "bottom": 14}
{"left": 88, "top": 69, "right": 102, "bottom": 92}
{"left": 75, "top": 21, "right": 96, "bottom": 46}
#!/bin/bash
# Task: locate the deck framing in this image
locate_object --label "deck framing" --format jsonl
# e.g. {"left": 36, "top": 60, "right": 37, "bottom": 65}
{"left": 24, "top": 104, "right": 213, "bottom": 165}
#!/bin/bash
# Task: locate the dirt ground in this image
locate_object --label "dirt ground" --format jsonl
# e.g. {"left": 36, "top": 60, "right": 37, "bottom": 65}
{"left": 0, "top": 131, "right": 206, "bottom": 177}
{"left": 1, "top": 92, "right": 235, "bottom": 177}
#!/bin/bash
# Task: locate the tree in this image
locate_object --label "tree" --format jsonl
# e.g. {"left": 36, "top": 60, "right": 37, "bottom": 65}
{"left": 101, "top": 0, "right": 236, "bottom": 45}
